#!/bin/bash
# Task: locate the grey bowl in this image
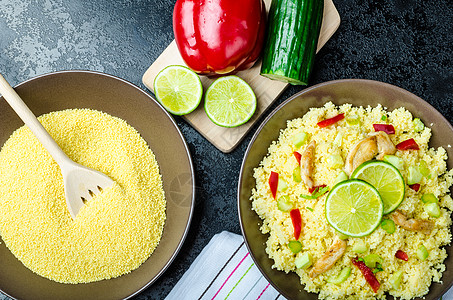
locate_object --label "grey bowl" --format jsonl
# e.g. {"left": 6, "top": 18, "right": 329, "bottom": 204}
{"left": 238, "top": 79, "right": 453, "bottom": 300}
{"left": 0, "top": 70, "right": 195, "bottom": 300}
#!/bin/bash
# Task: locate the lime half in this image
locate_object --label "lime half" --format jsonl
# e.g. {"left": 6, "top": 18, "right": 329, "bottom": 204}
{"left": 153, "top": 65, "right": 203, "bottom": 115}
{"left": 326, "top": 179, "right": 383, "bottom": 237}
{"left": 351, "top": 160, "right": 405, "bottom": 214}
{"left": 204, "top": 75, "right": 256, "bottom": 127}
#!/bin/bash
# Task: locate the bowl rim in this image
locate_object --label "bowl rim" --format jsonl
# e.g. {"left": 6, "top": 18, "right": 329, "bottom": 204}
{"left": 238, "top": 78, "right": 453, "bottom": 299}
{"left": 0, "top": 70, "right": 196, "bottom": 300}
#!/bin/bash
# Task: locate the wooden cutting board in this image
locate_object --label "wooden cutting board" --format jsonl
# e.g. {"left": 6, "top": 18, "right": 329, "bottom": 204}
{"left": 143, "top": 0, "right": 341, "bottom": 153}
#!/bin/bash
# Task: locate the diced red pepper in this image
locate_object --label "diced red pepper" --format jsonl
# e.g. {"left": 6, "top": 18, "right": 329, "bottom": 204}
{"left": 396, "top": 138, "right": 420, "bottom": 150}
{"left": 308, "top": 184, "right": 327, "bottom": 194}
{"left": 352, "top": 257, "right": 380, "bottom": 293}
{"left": 317, "top": 114, "right": 345, "bottom": 128}
{"left": 269, "top": 171, "right": 279, "bottom": 199}
{"left": 290, "top": 209, "right": 302, "bottom": 240}
{"left": 395, "top": 250, "right": 408, "bottom": 261}
{"left": 409, "top": 183, "right": 421, "bottom": 192}
{"left": 293, "top": 151, "right": 302, "bottom": 165}
{"left": 373, "top": 124, "right": 395, "bottom": 134}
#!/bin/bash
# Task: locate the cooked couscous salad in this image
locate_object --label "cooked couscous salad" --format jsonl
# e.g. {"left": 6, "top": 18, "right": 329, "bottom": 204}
{"left": 251, "top": 102, "right": 453, "bottom": 299}
{"left": 0, "top": 109, "right": 166, "bottom": 284}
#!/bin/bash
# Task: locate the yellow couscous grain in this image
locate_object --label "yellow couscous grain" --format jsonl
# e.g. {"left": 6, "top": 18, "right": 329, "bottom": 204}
{"left": 0, "top": 109, "right": 166, "bottom": 284}
{"left": 251, "top": 102, "right": 453, "bottom": 299}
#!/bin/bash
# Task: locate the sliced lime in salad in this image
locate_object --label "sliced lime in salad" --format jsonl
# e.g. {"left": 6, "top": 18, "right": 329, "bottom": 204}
{"left": 153, "top": 65, "right": 203, "bottom": 115}
{"left": 325, "top": 179, "right": 383, "bottom": 237}
{"left": 204, "top": 75, "right": 256, "bottom": 127}
{"left": 351, "top": 160, "right": 405, "bottom": 214}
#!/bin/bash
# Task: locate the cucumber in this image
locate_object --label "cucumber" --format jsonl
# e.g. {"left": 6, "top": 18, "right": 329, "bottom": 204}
{"left": 417, "top": 245, "right": 429, "bottom": 261}
{"left": 327, "top": 267, "right": 351, "bottom": 285}
{"left": 352, "top": 239, "right": 367, "bottom": 254}
{"left": 288, "top": 241, "right": 302, "bottom": 253}
{"left": 277, "top": 195, "right": 294, "bottom": 212}
{"left": 295, "top": 252, "right": 312, "bottom": 269}
{"left": 425, "top": 202, "right": 441, "bottom": 218}
{"left": 260, "top": 0, "right": 324, "bottom": 85}
{"left": 389, "top": 270, "right": 403, "bottom": 290}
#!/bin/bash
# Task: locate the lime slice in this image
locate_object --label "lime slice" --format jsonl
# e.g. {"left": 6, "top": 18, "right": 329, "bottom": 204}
{"left": 153, "top": 65, "right": 203, "bottom": 115}
{"left": 351, "top": 160, "right": 405, "bottom": 214}
{"left": 326, "top": 179, "right": 383, "bottom": 237}
{"left": 204, "top": 75, "right": 256, "bottom": 127}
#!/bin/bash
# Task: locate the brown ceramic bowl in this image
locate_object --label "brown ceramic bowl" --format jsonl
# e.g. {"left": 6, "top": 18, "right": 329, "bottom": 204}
{"left": 0, "top": 70, "right": 195, "bottom": 300}
{"left": 238, "top": 79, "right": 453, "bottom": 300}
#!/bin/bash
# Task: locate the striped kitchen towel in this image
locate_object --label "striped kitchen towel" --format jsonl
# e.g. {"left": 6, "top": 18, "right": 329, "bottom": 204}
{"left": 165, "top": 231, "right": 286, "bottom": 300}
{"left": 165, "top": 231, "right": 453, "bottom": 300}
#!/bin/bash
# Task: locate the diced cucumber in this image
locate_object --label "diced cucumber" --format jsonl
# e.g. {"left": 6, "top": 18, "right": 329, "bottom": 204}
{"left": 334, "top": 171, "right": 349, "bottom": 185}
{"left": 421, "top": 193, "right": 438, "bottom": 204}
{"left": 413, "top": 118, "right": 425, "bottom": 132}
{"left": 352, "top": 239, "right": 367, "bottom": 254}
{"left": 293, "top": 132, "right": 308, "bottom": 148}
{"left": 346, "top": 115, "right": 360, "bottom": 125}
{"left": 295, "top": 252, "right": 312, "bottom": 269}
{"left": 425, "top": 202, "right": 441, "bottom": 218}
{"left": 327, "top": 267, "right": 351, "bottom": 285}
{"left": 383, "top": 155, "right": 404, "bottom": 171}
{"left": 278, "top": 178, "right": 288, "bottom": 192}
{"left": 288, "top": 241, "right": 302, "bottom": 253}
{"left": 407, "top": 166, "right": 423, "bottom": 185}
{"left": 277, "top": 195, "right": 293, "bottom": 212}
{"left": 419, "top": 160, "right": 431, "bottom": 178}
{"left": 293, "top": 166, "right": 302, "bottom": 183}
{"left": 389, "top": 270, "right": 403, "bottom": 290}
{"left": 327, "top": 154, "right": 344, "bottom": 169}
{"left": 364, "top": 254, "right": 383, "bottom": 269}
{"left": 333, "top": 133, "right": 343, "bottom": 146}
{"left": 380, "top": 219, "right": 396, "bottom": 234}
{"left": 417, "top": 245, "right": 429, "bottom": 261}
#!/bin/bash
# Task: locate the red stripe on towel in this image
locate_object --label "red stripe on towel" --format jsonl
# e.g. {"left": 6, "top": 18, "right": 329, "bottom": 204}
{"left": 256, "top": 283, "right": 271, "bottom": 300}
{"left": 211, "top": 252, "right": 249, "bottom": 299}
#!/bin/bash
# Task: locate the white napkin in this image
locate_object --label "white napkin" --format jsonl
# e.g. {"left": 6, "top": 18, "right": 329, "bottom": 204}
{"left": 165, "top": 231, "right": 285, "bottom": 300}
{"left": 166, "top": 231, "right": 453, "bottom": 300}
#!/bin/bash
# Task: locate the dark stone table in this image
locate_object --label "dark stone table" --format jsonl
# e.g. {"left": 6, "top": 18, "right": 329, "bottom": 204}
{"left": 0, "top": 0, "right": 451, "bottom": 299}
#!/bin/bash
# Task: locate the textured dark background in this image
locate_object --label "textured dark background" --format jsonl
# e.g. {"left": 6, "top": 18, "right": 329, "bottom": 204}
{"left": 0, "top": 0, "right": 452, "bottom": 299}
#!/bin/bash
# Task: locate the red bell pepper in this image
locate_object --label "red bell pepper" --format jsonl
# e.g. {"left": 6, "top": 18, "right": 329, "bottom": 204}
{"left": 317, "top": 114, "right": 345, "bottom": 128}
{"left": 409, "top": 183, "right": 421, "bottom": 192}
{"left": 173, "top": 0, "right": 266, "bottom": 76}
{"left": 290, "top": 209, "right": 302, "bottom": 240}
{"left": 352, "top": 257, "right": 380, "bottom": 293}
{"left": 373, "top": 124, "right": 395, "bottom": 134}
{"left": 293, "top": 151, "right": 302, "bottom": 165}
{"left": 395, "top": 250, "right": 408, "bottom": 261}
{"left": 269, "top": 171, "right": 279, "bottom": 199}
{"left": 396, "top": 138, "right": 420, "bottom": 150}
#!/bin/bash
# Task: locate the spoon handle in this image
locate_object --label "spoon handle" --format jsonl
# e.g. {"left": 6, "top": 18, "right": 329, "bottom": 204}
{"left": 0, "top": 74, "right": 71, "bottom": 168}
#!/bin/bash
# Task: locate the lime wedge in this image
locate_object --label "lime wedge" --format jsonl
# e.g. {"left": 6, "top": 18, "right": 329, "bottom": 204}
{"left": 326, "top": 179, "right": 383, "bottom": 237}
{"left": 153, "top": 65, "right": 203, "bottom": 115}
{"left": 204, "top": 75, "right": 256, "bottom": 127}
{"left": 351, "top": 160, "right": 405, "bottom": 214}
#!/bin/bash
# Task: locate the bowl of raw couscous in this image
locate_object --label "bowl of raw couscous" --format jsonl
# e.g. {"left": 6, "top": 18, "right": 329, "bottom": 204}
{"left": 0, "top": 71, "right": 195, "bottom": 300}
{"left": 238, "top": 79, "right": 453, "bottom": 300}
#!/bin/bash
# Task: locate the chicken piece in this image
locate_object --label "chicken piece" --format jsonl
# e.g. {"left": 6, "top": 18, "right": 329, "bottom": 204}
{"left": 344, "top": 136, "right": 378, "bottom": 175}
{"left": 309, "top": 236, "right": 347, "bottom": 278}
{"left": 370, "top": 131, "right": 396, "bottom": 160}
{"left": 390, "top": 210, "right": 434, "bottom": 235}
{"left": 300, "top": 141, "right": 316, "bottom": 188}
